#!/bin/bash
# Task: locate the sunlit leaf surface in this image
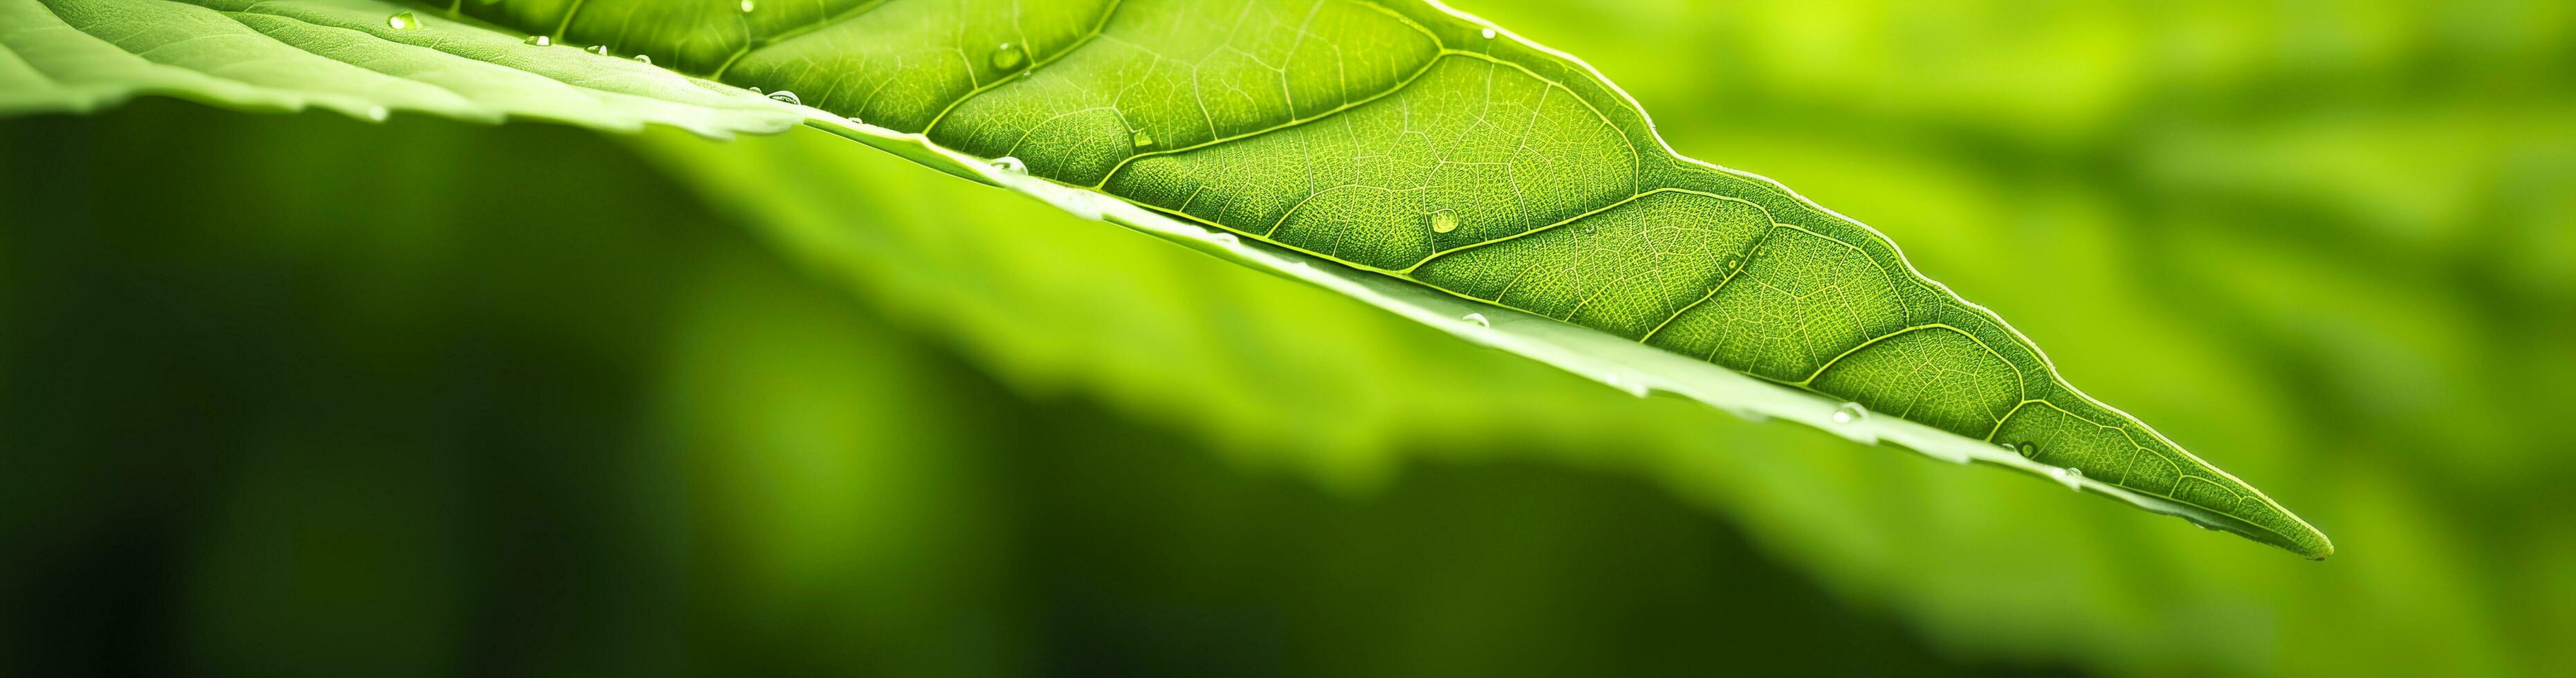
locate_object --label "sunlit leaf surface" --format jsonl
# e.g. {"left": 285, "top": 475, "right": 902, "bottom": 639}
{"left": 0, "top": 0, "right": 800, "bottom": 135}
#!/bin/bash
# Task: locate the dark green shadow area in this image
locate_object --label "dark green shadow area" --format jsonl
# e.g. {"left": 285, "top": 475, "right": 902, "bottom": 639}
{"left": 0, "top": 102, "right": 2075, "bottom": 677}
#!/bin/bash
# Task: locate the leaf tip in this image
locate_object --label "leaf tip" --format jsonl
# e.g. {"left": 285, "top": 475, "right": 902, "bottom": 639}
{"left": 2264, "top": 511, "right": 2335, "bottom": 560}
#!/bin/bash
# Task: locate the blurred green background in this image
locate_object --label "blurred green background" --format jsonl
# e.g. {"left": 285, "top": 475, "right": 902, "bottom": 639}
{"left": 4, "top": 1, "right": 2572, "bottom": 676}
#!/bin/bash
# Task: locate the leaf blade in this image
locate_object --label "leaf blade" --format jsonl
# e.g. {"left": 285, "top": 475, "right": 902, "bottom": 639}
{"left": 0, "top": 0, "right": 2331, "bottom": 557}
{"left": 733, "top": 0, "right": 2331, "bottom": 557}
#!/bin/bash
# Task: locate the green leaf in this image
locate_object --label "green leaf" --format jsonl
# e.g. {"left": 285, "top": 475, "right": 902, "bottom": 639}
{"left": 0, "top": 0, "right": 2330, "bottom": 557}
{"left": 0, "top": 0, "right": 802, "bottom": 136}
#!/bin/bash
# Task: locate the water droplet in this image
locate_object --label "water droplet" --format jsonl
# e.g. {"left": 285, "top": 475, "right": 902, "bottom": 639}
{"left": 845, "top": 116, "right": 865, "bottom": 125}
{"left": 991, "top": 156, "right": 1027, "bottom": 174}
{"left": 587, "top": 44, "right": 610, "bottom": 55}
{"left": 766, "top": 89, "right": 801, "bottom": 105}
{"left": 1462, "top": 313, "right": 1490, "bottom": 329}
{"left": 1208, "top": 232, "right": 1238, "bottom": 246}
{"left": 2016, "top": 442, "right": 2037, "bottom": 457}
{"left": 1429, "top": 210, "right": 1459, "bottom": 234}
{"left": 746, "top": 86, "right": 763, "bottom": 94}
{"left": 632, "top": 54, "right": 652, "bottom": 65}
{"left": 1830, "top": 402, "right": 1866, "bottom": 425}
{"left": 1480, "top": 27, "right": 1498, "bottom": 39}
{"left": 1130, "top": 129, "right": 1155, "bottom": 149}
{"left": 2047, "top": 466, "right": 2085, "bottom": 490}
{"left": 1581, "top": 224, "right": 1599, "bottom": 235}
{"left": 738, "top": 0, "right": 755, "bottom": 12}
{"left": 365, "top": 105, "right": 388, "bottom": 121}
{"left": 990, "top": 43, "right": 1027, "bottom": 71}
{"left": 522, "top": 35, "right": 551, "bottom": 46}
{"left": 386, "top": 12, "right": 419, "bottom": 30}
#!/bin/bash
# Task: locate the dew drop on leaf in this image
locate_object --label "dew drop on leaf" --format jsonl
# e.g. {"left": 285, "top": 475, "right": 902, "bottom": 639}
{"left": 1830, "top": 402, "right": 1866, "bottom": 425}
{"left": 632, "top": 54, "right": 652, "bottom": 65}
{"left": 522, "top": 35, "right": 551, "bottom": 46}
{"left": 1462, "top": 313, "right": 1490, "bottom": 329}
{"left": 2017, "top": 442, "right": 2039, "bottom": 457}
{"left": 991, "top": 156, "right": 1027, "bottom": 174}
{"left": 1429, "top": 210, "right": 1459, "bottom": 234}
{"left": 2048, "top": 466, "right": 2085, "bottom": 490}
{"left": 365, "top": 105, "right": 388, "bottom": 121}
{"left": 766, "top": 90, "right": 801, "bottom": 105}
{"left": 386, "top": 12, "right": 419, "bottom": 30}
{"left": 990, "top": 43, "right": 1027, "bottom": 71}
{"left": 738, "top": 0, "right": 755, "bottom": 12}
{"left": 1480, "top": 27, "right": 1497, "bottom": 39}
{"left": 1131, "top": 129, "right": 1155, "bottom": 149}
{"left": 587, "top": 45, "right": 610, "bottom": 55}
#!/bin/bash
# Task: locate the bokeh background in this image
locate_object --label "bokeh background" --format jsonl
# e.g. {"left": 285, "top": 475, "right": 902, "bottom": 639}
{"left": 5, "top": 1, "right": 2573, "bottom": 675}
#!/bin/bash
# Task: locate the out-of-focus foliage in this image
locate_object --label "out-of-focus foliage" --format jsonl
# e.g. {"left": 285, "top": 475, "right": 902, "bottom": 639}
{"left": 630, "top": 0, "right": 2575, "bottom": 675}
{"left": 1, "top": 104, "right": 2059, "bottom": 677}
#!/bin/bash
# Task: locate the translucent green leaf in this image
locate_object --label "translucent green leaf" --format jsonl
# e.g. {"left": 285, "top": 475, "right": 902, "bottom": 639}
{"left": 0, "top": 0, "right": 2330, "bottom": 557}
{"left": 0, "top": 0, "right": 802, "bottom": 136}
